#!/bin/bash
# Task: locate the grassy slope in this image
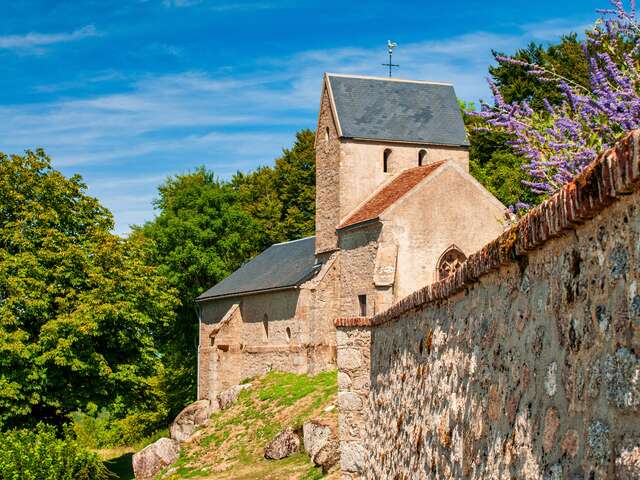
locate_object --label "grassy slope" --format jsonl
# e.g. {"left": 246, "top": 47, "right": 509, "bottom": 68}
{"left": 103, "top": 370, "right": 339, "bottom": 480}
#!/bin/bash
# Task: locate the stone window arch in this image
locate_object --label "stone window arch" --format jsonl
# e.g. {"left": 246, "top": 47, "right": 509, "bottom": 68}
{"left": 418, "top": 149, "right": 427, "bottom": 166}
{"left": 383, "top": 148, "right": 392, "bottom": 173}
{"left": 437, "top": 245, "right": 467, "bottom": 281}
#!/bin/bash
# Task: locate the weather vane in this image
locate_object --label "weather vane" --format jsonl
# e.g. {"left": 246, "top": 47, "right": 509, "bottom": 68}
{"left": 382, "top": 40, "right": 399, "bottom": 77}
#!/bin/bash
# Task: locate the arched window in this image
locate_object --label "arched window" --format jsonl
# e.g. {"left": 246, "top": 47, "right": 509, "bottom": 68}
{"left": 286, "top": 327, "right": 291, "bottom": 342}
{"left": 383, "top": 149, "right": 392, "bottom": 173}
{"left": 263, "top": 314, "right": 269, "bottom": 338}
{"left": 418, "top": 149, "right": 427, "bottom": 166}
{"left": 437, "top": 245, "right": 467, "bottom": 281}
{"left": 324, "top": 126, "right": 330, "bottom": 143}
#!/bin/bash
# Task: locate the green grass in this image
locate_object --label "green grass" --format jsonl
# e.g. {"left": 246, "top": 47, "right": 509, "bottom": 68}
{"left": 159, "top": 370, "right": 338, "bottom": 480}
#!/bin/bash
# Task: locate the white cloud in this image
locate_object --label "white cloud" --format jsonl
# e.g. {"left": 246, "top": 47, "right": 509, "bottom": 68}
{"left": 0, "top": 25, "right": 100, "bottom": 52}
{"left": 0, "top": 16, "right": 591, "bottom": 233}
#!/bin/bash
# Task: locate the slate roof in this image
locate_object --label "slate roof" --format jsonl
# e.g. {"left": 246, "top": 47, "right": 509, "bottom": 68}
{"left": 337, "top": 162, "right": 445, "bottom": 230}
{"left": 197, "top": 236, "right": 319, "bottom": 301}
{"left": 327, "top": 74, "right": 469, "bottom": 146}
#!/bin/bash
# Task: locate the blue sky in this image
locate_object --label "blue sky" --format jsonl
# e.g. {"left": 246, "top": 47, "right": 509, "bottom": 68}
{"left": 0, "top": 0, "right": 606, "bottom": 234}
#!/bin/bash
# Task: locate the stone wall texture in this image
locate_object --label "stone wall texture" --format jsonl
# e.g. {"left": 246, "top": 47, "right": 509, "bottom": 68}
{"left": 335, "top": 131, "right": 640, "bottom": 479}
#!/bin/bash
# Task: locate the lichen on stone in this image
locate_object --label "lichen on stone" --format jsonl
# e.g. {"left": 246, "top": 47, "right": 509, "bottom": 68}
{"left": 587, "top": 420, "right": 610, "bottom": 465}
{"left": 609, "top": 244, "right": 629, "bottom": 279}
{"left": 604, "top": 348, "right": 640, "bottom": 411}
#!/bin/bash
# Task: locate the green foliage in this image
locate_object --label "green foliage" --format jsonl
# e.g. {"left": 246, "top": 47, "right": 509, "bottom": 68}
{"left": 0, "top": 150, "right": 179, "bottom": 431}
{"left": 138, "top": 169, "right": 265, "bottom": 415}
{"left": 72, "top": 406, "right": 170, "bottom": 449}
{"left": 232, "top": 129, "right": 316, "bottom": 247}
{"left": 0, "top": 423, "right": 113, "bottom": 480}
{"left": 461, "top": 102, "right": 542, "bottom": 208}
{"left": 489, "top": 34, "right": 590, "bottom": 109}
{"left": 139, "top": 130, "right": 317, "bottom": 416}
{"left": 463, "top": 34, "right": 589, "bottom": 208}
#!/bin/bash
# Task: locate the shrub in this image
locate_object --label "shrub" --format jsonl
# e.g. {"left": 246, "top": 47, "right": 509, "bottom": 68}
{"left": 71, "top": 409, "right": 121, "bottom": 449}
{"left": 0, "top": 423, "right": 113, "bottom": 480}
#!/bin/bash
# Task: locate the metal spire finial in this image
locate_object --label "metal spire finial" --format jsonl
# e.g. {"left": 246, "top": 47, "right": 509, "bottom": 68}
{"left": 382, "top": 40, "right": 399, "bottom": 77}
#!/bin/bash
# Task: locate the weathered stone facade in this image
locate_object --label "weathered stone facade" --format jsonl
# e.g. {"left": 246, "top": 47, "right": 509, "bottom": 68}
{"left": 198, "top": 256, "right": 340, "bottom": 399}
{"left": 335, "top": 132, "right": 640, "bottom": 479}
{"left": 198, "top": 73, "right": 506, "bottom": 404}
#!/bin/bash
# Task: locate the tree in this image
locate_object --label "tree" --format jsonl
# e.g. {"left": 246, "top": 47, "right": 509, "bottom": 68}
{"left": 232, "top": 129, "right": 316, "bottom": 247}
{"left": 140, "top": 130, "right": 316, "bottom": 414}
{"left": 463, "top": 102, "right": 543, "bottom": 208}
{"left": 464, "top": 35, "right": 591, "bottom": 209}
{"left": 0, "top": 150, "right": 178, "bottom": 430}
{"left": 489, "top": 34, "right": 590, "bottom": 110}
{"left": 477, "top": 1, "right": 640, "bottom": 205}
{"left": 139, "top": 168, "right": 264, "bottom": 415}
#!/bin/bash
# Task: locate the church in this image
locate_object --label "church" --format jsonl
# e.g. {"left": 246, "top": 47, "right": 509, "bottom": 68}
{"left": 196, "top": 73, "right": 507, "bottom": 400}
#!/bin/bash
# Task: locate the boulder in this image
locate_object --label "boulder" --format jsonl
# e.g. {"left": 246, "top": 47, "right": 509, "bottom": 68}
{"left": 303, "top": 420, "right": 340, "bottom": 471}
{"left": 132, "top": 437, "right": 180, "bottom": 480}
{"left": 170, "top": 399, "right": 212, "bottom": 442}
{"left": 264, "top": 427, "right": 301, "bottom": 460}
{"left": 217, "top": 383, "right": 252, "bottom": 410}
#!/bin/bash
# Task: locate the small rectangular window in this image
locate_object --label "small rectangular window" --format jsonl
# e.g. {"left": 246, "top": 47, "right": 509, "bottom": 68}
{"left": 358, "top": 294, "right": 367, "bottom": 317}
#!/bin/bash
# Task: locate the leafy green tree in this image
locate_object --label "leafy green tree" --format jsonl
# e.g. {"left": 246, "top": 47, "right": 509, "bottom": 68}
{"left": 0, "top": 150, "right": 178, "bottom": 430}
{"left": 140, "top": 130, "right": 316, "bottom": 414}
{"left": 233, "top": 129, "right": 316, "bottom": 247}
{"left": 462, "top": 102, "right": 542, "bottom": 208}
{"left": 465, "top": 34, "right": 589, "bottom": 208}
{"left": 489, "top": 34, "right": 590, "bottom": 110}
{"left": 138, "top": 168, "right": 264, "bottom": 415}
{"left": 0, "top": 423, "right": 113, "bottom": 480}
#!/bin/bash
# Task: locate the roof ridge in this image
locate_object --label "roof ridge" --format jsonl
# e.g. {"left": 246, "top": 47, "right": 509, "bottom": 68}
{"left": 337, "top": 161, "right": 446, "bottom": 230}
{"left": 325, "top": 72, "right": 453, "bottom": 86}
{"left": 271, "top": 235, "right": 315, "bottom": 246}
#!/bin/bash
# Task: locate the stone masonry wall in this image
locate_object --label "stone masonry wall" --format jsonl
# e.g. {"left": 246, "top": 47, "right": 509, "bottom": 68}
{"left": 315, "top": 85, "right": 342, "bottom": 254}
{"left": 335, "top": 132, "right": 640, "bottom": 479}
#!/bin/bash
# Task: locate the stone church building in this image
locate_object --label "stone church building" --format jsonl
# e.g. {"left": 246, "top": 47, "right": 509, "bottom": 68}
{"left": 196, "top": 73, "right": 507, "bottom": 400}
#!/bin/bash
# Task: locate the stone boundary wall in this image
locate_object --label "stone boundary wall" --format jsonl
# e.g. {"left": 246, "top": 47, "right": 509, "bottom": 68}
{"left": 335, "top": 131, "right": 640, "bottom": 479}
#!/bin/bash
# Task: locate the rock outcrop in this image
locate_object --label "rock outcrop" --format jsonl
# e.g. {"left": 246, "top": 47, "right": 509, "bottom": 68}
{"left": 169, "top": 384, "right": 251, "bottom": 443}
{"left": 217, "top": 383, "right": 252, "bottom": 410}
{"left": 302, "top": 420, "right": 340, "bottom": 471}
{"left": 170, "top": 399, "right": 214, "bottom": 442}
{"left": 132, "top": 437, "right": 180, "bottom": 480}
{"left": 264, "top": 427, "right": 301, "bottom": 460}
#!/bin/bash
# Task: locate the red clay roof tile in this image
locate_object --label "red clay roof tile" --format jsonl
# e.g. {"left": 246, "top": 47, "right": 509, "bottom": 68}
{"left": 337, "top": 161, "right": 445, "bottom": 230}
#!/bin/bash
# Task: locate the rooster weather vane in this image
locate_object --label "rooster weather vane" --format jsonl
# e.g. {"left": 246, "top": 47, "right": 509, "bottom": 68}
{"left": 382, "top": 40, "right": 399, "bottom": 77}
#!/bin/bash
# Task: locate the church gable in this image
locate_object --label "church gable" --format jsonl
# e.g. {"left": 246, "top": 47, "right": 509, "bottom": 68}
{"left": 336, "top": 161, "right": 445, "bottom": 230}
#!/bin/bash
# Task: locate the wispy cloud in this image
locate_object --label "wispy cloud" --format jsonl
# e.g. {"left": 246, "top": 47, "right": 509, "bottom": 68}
{"left": 0, "top": 16, "right": 591, "bottom": 234}
{"left": 162, "top": 0, "right": 291, "bottom": 12}
{"left": 162, "top": 0, "right": 202, "bottom": 7}
{"left": 0, "top": 25, "right": 100, "bottom": 52}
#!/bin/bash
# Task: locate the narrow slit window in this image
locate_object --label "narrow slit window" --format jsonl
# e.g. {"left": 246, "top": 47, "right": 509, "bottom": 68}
{"left": 383, "top": 149, "right": 391, "bottom": 173}
{"left": 286, "top": 327, "right": 292, "bottom": 342}
{"left": 358, "top": 294, "right": 367, "bottom": 317}
{"left": 325, "top": 126, "right": 330, "bottom": 143}
{"left": 263, "top": 314, "right": 269, "bottom": 338}
{"left": 418, "top": 149, "right": 427, "bottom": 166}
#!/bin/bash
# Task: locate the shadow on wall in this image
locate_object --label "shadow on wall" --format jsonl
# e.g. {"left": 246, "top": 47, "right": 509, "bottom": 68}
{"left": 367, "top": 196, "right": 640, "bottom": 478}
{"left": 337, "top": 131, "right": 640, "bottom": 479}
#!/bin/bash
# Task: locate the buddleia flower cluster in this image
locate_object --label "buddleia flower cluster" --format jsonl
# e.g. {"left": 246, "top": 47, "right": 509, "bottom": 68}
{"left": 477, "top": 0, "right": 640, "bottom": 211}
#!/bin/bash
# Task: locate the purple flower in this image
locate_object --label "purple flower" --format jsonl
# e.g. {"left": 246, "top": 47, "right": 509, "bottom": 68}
{"left": 476, "top": 0, "right": 640, "bottom": 207}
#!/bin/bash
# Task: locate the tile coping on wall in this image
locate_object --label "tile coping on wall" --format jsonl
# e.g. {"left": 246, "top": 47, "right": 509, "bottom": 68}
{"left": 335, "top": 129, "right": 640, "bottom": 329}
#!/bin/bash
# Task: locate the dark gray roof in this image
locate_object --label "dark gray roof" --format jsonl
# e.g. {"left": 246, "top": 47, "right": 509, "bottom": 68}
{"left": 327, "top": 74, "right": 469, "bottom": 146}
{"left": 196, "top": 236, "right": 318, "bottom": 301}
